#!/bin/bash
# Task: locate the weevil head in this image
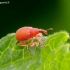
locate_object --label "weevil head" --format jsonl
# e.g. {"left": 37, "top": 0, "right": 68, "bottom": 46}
{"left": 38, "top": 29, "right": 47, "bottom": 34}
{"left": 38, "top": 28, "right": 53, "bottom": 34}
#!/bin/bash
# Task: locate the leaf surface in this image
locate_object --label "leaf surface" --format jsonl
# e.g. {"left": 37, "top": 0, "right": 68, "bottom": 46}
{"left": 0, "top": 31, "right": 70, "bottom": 70}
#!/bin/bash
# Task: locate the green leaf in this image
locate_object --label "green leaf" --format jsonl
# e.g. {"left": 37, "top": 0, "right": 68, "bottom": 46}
{"left": 0, "top": 31, "right": 70, "bottom": 70}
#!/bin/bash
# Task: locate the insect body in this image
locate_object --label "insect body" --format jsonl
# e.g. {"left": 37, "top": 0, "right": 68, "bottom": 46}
{"left": 15, "top": 26, "right": 53, "bottom": 49}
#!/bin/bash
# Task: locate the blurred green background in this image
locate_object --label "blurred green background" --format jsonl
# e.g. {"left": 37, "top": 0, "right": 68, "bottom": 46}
{"left": 0, "top": 0, "right": 70, "bottom": 38}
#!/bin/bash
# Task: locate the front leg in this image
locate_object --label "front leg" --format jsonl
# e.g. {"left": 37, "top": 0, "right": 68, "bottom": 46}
{"left": 36, "top": 33, "right": 43, "bottom": 44}
{"left": 36, "top": 33, "right": 46, "bottom": 48}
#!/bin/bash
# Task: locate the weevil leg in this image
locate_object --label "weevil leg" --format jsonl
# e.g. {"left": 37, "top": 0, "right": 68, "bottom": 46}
{"left": 36, "top": 33, "right": 43, "bottom": 44}
{"left": 30, "top": 38, "right": 36, "bottom": 47}
{"left": 34, "top": 42, "right": 39, "bottom": 47}
{"left": 19, "top": 41, "right": 26, "bottom": 46}
{"left": 30, "top": 38, "right": 40, "bottom": 47}
{"left": 19, "top": 41, "right": 28, "bottom": 49}
{"left": 25, "top": 45, "right": 28, "bottom": 50}
{"left": 36, "top": 33, "right": 46, "bottom": 48}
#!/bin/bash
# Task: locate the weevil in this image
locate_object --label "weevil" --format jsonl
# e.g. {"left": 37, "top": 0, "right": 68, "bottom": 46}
{"left": 15, "top": 26, "right": 53, "bottom": 49}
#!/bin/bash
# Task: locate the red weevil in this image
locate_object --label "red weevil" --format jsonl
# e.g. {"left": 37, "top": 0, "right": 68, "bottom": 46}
{"left": 15, "top": 26, "right": 53, "bottom": 49}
